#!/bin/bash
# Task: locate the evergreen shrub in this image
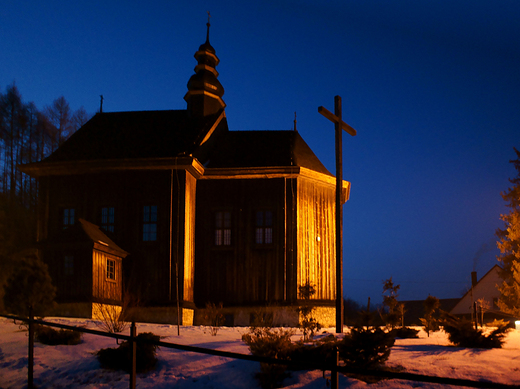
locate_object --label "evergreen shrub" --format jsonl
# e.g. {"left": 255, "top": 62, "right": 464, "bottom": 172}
{"left": 97, "top": 332, "right": 160, "bottom": 373}
{"left": 35, "top": 324, "right": 82, "bottom": 345}
{"left": 242, "top": 327, "right": 295, "bottom": 388}
{"left": 3, "top": 255, "right": 56, "bottom": 318}
{"left": 337, "top": 327, "right": 395, "bottom": 369}
{"left": 390, "top": 327, "right": 419, "bottom": 339}
{"left": 440, "top": 312, "right": 510, "bottom": 349}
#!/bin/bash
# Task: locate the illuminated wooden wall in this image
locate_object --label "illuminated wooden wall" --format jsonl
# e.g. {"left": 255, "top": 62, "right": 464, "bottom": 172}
{"left": 296, "top": 178, "right": 336, "bottom": 300}
{"left": 92, "top": 250, "right": 123, "bottom": 302}
{"left": 183, "top": 172, "right": 197, "bottom": 303}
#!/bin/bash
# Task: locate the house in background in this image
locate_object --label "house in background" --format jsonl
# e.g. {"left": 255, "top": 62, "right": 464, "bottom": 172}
{"left": 21, "top": 24, "right": 350, "bottom": 326}
{"left": 402, "top": 265, "right": 509, "bottom": 326}
{"left": 450, "top": 265, "right": 505, "bottom": 323}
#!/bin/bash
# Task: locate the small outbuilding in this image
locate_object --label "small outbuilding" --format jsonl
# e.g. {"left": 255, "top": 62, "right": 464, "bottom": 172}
{"left": 41, "top": 218, "right": 128, "bottom": 319}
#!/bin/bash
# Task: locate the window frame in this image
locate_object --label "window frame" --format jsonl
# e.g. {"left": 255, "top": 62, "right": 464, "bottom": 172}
{"left": 64, "top": 255, "right": 74, "bottom": 276}
{"left": 61, "top": 207, "right": 75, "bottom": 229}
{"left": 142, "top": 205, "right": 158, "bottom": 242}
{"left": 106, "top": 258, "right": 116, "bottom": 281}
{"left": 214, "top": 210, "right": 232, "bottom": 247}
{"left": 254, "top": 209, "right": 274, "bottom": 246}
{"left": 100, "top": 206, "right": 115, "bottom": 233}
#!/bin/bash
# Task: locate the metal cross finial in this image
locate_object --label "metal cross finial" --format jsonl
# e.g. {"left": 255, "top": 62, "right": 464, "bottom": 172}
{"left": 206, "top": 11, "right": 211, "bottom": 42}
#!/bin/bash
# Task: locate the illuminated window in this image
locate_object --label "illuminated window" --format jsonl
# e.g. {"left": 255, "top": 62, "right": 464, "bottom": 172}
{"left": 62, "top": 208, "right": 75, "bottom": 229}
{"left": 215, "top": 211, "right": 231, "bottom": 246}
{"left": 64, "top": 255, "right": 74, "bottom": 276}
{"left": 255, "top": 210, "right": 273, "bottom": 244}
{"left": 106, "top": 258, "right": 116, "bottom": 281}
{"left": 101, "top": 207, "right": 115, "bottom": 233}
{"left": 143, "top": 205, "right": 157, "bottom": 241}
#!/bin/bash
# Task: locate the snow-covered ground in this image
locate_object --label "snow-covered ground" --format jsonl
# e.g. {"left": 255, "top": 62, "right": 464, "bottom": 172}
{"left": 1, "top": 317, "right": 519, "bottom": 388}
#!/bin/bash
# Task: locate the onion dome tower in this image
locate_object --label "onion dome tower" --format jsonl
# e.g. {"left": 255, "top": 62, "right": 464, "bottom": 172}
{"left": 184, "top": 15, "right": 226, "bottom": 117}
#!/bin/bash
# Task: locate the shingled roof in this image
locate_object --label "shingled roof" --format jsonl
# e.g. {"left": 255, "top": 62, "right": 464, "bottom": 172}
{"left": 44, "top": 219, "right": 128, "bottom": 257}
{"left": 44, "top": 109, "right": 227, "bottom": 163}
{"left": 204, "top": 130, "right": 333, "bottom": 176}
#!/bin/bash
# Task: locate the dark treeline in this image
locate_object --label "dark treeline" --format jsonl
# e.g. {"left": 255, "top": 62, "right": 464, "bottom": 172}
{"left": 0, "top": 83, "right": 92, "bottom": 311}
{"left": 0, "top": 83, "right": 91, "bottom": 273}
{"left": 0, "top": 83, "right": 90, "bottom": 210}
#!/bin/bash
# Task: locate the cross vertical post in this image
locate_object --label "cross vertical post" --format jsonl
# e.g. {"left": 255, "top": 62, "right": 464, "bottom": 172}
{"left": 318, "top": 96, "right": 357, "bottom": 334}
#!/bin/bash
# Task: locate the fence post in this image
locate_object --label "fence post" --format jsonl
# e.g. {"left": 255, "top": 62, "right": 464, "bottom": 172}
{"left": 129, "top": 321, "right": 136, "bottom": 389}
{"left": 331, "top": 346, "right": 339, "bottom": 389}
{"left": 28, "top": 305, "right": 34, "bottom": 389}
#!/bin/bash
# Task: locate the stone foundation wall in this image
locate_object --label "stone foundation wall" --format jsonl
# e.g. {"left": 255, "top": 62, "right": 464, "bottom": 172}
{"left": 124, "top": 306, "right": 194, "bottom": 326}
{"left": 194, "top": 305, "right": 335, "bottom": 327}
{"left": 51, "top": 302, "right": 93, "bottom": 319}
{"left": 92, "top": 303, "right": 122, "bottom": 321}
{"left": 300, "top": 306, "right": 336, "bottom": 328}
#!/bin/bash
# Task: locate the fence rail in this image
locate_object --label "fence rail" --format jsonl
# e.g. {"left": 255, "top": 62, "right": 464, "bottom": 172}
{"left": 0, "top": 313, "right": 516, "bottom": 389}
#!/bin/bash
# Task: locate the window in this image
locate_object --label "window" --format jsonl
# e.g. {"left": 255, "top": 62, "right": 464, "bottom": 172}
{"left": 255, "top": 210, "right": 273, "bottom": 244}
{"left": 106, "top": 258, "right": 116, "bottom": 281}
{"left": 101, "top": 207, "right": 115, "bottom": 233}
{"left": 215, "top": 211, "right": 231, "bottom": 246}
{"left": 62, "top": 208, "right": 75, "bottom": 229}
{"left": 64, "top": 255, "right": 74, "bottom": 276}
{"left": 142, "top": 205, "right": 157, "bottom": 241}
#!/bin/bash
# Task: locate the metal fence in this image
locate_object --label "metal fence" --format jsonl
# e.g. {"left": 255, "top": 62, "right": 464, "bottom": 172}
{"left": 0, "top": 312, "right": 516, "bottom": 389}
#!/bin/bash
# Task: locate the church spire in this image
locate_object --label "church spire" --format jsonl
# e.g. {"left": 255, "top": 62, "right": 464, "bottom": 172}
{"left": 184, "top": 14, "right": 226, "bottom": 117}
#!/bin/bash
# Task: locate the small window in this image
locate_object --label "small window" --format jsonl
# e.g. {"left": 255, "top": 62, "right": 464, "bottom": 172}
{"left": 215, "top": 211, "right": 231, "bottom": 246}
{"left": 255, "top": 210, "right": 273, "bottom": 244}
{"left": 143, "top": 205, "right": 157, "bottom": 241}
{"left": 62, "top": 208, "right": 75, "bottom": 229}
{"left": 106, "top": 258, "right": 116, "bottom": 281}
{"left": 101, "top": 207, "right": 115, "bottom": 233}
{"left": 64, "top": 255, "right": 74, "bottom": 276}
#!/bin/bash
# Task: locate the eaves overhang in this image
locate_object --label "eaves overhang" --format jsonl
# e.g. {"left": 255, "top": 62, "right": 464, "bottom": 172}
{"left": 201, "top": 166, "right": 351, "bottom": 202}
{"left": 19, "top": 157, "right": 205, "bottom": 179}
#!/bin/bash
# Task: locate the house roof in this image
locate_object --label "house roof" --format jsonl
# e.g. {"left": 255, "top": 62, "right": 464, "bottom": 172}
{"left": 44, "top": 219, "right": 128, "bottom": 257}
{"left": 43, "top": 109, "right": 227, "bottom": 163}
{"left": 401, "top": 298, "right": 460, "bottom": 326}
{"left": 450, "top": 265, "right": 503, "bottom": 315}
{"left": 204, "top": 130, "right": 333, "bottom": 177}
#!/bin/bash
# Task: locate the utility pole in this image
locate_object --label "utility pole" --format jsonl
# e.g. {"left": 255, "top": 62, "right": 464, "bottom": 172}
{"left": 318, "top": 95, "right": 357, "bottom": 334}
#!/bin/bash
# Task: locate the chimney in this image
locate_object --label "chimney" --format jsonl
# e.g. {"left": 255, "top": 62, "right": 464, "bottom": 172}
{"left": 471, "top": 271, "right": 478, "bottom": 288}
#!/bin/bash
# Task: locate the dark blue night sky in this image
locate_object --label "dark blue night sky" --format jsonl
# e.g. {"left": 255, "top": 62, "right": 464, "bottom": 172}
{"left": 2, "top": 0, "right": 519, "bottom": 304}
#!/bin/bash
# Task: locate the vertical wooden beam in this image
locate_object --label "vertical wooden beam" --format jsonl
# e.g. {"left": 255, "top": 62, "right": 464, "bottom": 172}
{"left": 28, "top": 306, "right": 34, "bottom": 389}
{"left": 331, "top": 346, "right": 339, "bottom": 389}
{"left": 129, "top": 321, "right": 136, "bottom": 389}
{"left": 334, "top": 96, "right": 344, "bottom": 334}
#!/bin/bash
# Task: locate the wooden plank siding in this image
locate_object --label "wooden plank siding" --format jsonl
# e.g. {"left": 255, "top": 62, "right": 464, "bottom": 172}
{"left": 48, "top": 249, "right": 92, "bottom": 303}
{"left": 182, "top": 172, "right": 197, "bottom": 303}
{"left": 42, "top": 170, "right": 192, "bottom": 306}
{"left": 296, "top": 178, "right": 336, "bottom": 300}
{"left": 92, "top": 250, "right": 123, "bottom": 303}
{"left": 195, "top": 178, "right": 286, "bottom": 307}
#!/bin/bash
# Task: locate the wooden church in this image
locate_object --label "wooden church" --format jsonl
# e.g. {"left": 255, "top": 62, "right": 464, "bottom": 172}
{"left": 21, "top": 23, "right": 350, "bottom": 326}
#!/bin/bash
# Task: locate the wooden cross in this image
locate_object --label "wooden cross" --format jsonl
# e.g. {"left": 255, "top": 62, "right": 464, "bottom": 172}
{"left": 318, "top": 95, "right": 356, "bottom": 334}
